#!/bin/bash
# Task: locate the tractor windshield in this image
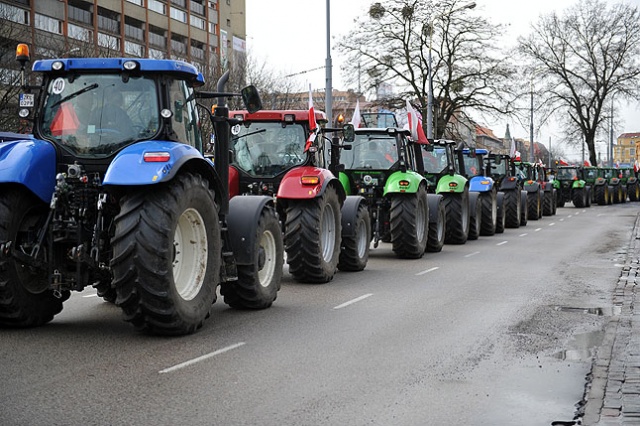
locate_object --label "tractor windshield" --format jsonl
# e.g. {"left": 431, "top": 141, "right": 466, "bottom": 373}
{"left": 422, "top": 146, "right": 449, "bottom": 174}
{"left": 462, "top": 155, "right": 481, "bottom": 176}
{"left": 231, "top": 121, "right": 307, "bottom": 176}
{"left": 557, "top": 168, "right": 578, "bottom": 180}
{"left": 40, "top": 74, "right": 159, "bottom": 157}
{"left": 341, "top": 133, "right": 398, "bottom": 169}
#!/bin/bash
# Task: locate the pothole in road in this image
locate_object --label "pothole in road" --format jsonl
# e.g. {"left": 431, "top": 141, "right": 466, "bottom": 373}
{"left": 552, "top": 330, "right": 604, "bottom": 361}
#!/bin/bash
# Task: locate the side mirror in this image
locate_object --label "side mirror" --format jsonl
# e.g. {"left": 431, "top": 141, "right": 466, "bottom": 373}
{"left": 241, "top": 85, "right": 262, "bottom": 113}
{"left": 342, "top": 123, "right": 355, "bottom": 142}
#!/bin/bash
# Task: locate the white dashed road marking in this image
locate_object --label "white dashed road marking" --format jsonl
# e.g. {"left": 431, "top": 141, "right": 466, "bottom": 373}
{"left": 333, "top": 293, "right": 373, "bottom": 310}
{"left": 159, "top": 342, "right": 246, "bottom": 374}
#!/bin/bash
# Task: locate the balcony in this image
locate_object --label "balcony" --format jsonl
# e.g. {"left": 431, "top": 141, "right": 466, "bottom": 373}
{"left": 190, "top": 0, "right": 205, "bottom": 16}
{"left": 98, "top": 15, "right": 120, "bottom": 33}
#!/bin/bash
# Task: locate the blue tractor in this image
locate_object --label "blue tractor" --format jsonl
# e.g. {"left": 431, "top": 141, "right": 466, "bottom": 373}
{"left": 0, "top": 44, "right": 283, "bottom": 335}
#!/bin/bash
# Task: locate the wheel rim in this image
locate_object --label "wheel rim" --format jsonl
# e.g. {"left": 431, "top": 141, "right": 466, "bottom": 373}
{"left": 320, "top": 203, "right": 337, "bottom": 262}
{"left": 173, "top": 208, "right": 208, "bottom": 301}
{"left": 355, "top": 218, "right": 368, "bottom": 258}
{"left": 258, "top": 229, "right": 277, "bottom": 287}
{"left": 416, "top": 198, "right": 427, "bottom": 240}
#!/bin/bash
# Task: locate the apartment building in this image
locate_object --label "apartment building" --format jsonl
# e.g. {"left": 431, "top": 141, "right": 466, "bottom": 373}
{"left": 0, "top": 0, "right": 246, "bottom": 73}
{"left": 614, "top": 132, "right": 640, "bottom": 166}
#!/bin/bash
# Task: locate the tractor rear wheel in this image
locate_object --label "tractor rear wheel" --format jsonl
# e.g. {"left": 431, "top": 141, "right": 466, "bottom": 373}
{"left": 595, "top": 185, "right": 608, "bottom": 204}
{"left": 479, "top": 191, "right": 497, "bottom": 236}
{"left": 222, "top": 206, "right": 282, "bottom": 309}
{"left": 390, "top": 186, "right": 429, "bottom": 259}
{"left": 527, "top": 191, "right": 540, "bottom": 221}
{"left": 520, "top": 191, "right": 528, "bottom": 226}
{"left": 504, "top": 189, "right": 520, "bottom": 228}
{"left": 543, "top": 190, "right": 554, "bottom": 215}
{"left": 572, "top": 187, "right": 586, "bottom": 208}
{"left": 468, "top": 194, "right": 482, "bottom": 240}
{"left": 628, "top": 183, "right": 640, "bottom": 201}
{"left": 112, "top": 173, "right": 220, "bottom": 336}
{"left": 426, "top": 194, "right": 446, "bottom": 253}
{"left": 0, "top": 189, "right": 69, "bottom": 327}
{"left": 495, "top": 192, "right": 505, "bottom": 234}
{"left": 442, "top": 190, "right": 470, "bottom": 245}
{"left": 285, "top": 185, "right": 341, "bottom": 283}
{"left": 338, "top": 202, "right": 370, "bottom": 271}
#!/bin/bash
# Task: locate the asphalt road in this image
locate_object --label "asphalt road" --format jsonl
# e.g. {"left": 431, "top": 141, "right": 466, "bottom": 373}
{"left": 1, "top": 201, "right": 636, "bottom": 426}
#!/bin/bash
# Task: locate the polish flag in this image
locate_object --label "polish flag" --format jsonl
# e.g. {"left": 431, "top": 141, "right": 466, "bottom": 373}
{"left": 305, "top": 85, "right": 317, "bottom": 151}
{"left": 350, "top": 99, "right": 362, "bottom": 128}
{"left": 559, "top": 158, "right": 569, "bottom": 166}
{"left": 509, "top": 138, "right": 517, "bottom": 158}
{"left": 406, "top": 100, "right": 429, "bottom": 143}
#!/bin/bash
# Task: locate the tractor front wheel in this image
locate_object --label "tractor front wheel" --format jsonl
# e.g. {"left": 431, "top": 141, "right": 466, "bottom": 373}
{"left": 285, "top": 186, "right": 341, "bottom": 283}
{"left": 112, "top": 173, "right": 220, "bottom": 336}
{"left": 390, "top": 186, "right": 429, "bottom": 259}
{"left": 0, "top": 189, "right": 68, "bottom": 327}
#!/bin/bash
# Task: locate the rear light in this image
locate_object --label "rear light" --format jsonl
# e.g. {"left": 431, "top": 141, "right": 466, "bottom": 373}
{"left": 301, "top": 176, "right": 319, "bottom": 185}
{"left": 144, "top": 152, "right": 171, "bottom": 162}
{"left": 480, "top": 180, "right": 490, "bottom": 185}
{"left": 449, "top": 182, "right": 458, "bottom": 188}
{"left": 508, "top": 177, "right": 515, "bottom": 181}
{"left": 398, "top": 180, "right": 410, "bottom": 192}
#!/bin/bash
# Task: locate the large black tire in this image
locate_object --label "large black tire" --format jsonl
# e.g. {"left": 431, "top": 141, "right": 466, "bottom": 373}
{"left": 479, "top": 191, "right": 497, "bottom": 236}
{"left": 572, "top": 187, "right": 586, "bottom": 208}
{"left": 543, "top": 190, "right": 554, "bottom": 216}
{"left": 519, "top": 190, "right": 528, "bottom": 226}
{"left": 0, "top": 188, "right": 69, "bottom": 327}
{"left": 221, "top": 206, "right": 282, "bottom": 309}
{"left": 112, "top": 173, "right": 220, "bottom": 336}
{"left": 504, "top": 190, "right": 520, "bottom": 228}
{"left": 527, "top": 191, "right": 540, "bottom": 221}
{"left": 442, "top": 190, "right": 470, "bottom": 245}
{"left": 285, "top": 185, "right": 341, "bottom": 283}
{"left": 585, "top": 187, "right": 592, "bottom": 207}
{"left": 468, "top": 193, "right": 482, "bottom": 240}
{"left": 628, "top": 183, "right": 640, "bottom": 201}
{"left": 390, "top": 186, "right": 429, "bottom": 259}
{"left": 426, "top": 194, "right": 446, "bottom": 253}
{"left": 338, "top": 202, "right": 370, "bottom": 271}
{"left": 595, "top": 185, "right": 608, "bottom": 205}
{"left": 495, "top": 192, "right": 505, "bottom": 234}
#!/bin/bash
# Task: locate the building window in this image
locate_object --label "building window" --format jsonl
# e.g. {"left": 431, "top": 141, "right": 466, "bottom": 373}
{"left": 35, "top": 14, "right": 62, "bottom": 34}
{"left": 226, "top": 18, "right": 230, "bottom": 27}
{"left": 126, "top": 0, "right": 144, "bottom": 5}
{"left": 171, "top": 0, "right": 187, "bottom": 7}
{"left": 190, "top": 15, "right": 205, "bottom": 30}
{"left": 125, "top": 19, "right": 144, "bottom": 41}
{"left": 208, "top": 22, "right": 217, "bottom": 34}
{"left": 68, "top": 23, "right": 92, "bottom": 42}
{"left": 68, "top": 4, "right": 92, "bottom": 24}
{"left": 98, "top": 14, "right": 120, "bottom": 33}
{"left": 0, "top": 3, "right": 29, "bottom": 25}
{"left": 98, "top": 32, "right": 120, "bottom": 50}
{"left": 125, "top": 41, "right": 144, "bottom": 57}
{"left": 190, "top": 0, "right": 205, "bottom": 16}
{"left": 149, "top": 48, "right": 165, "bottom": 59}
{"left": 631, "top": 148, "right": 636, "bottom": 157}
{"left": 148, "top": 0, "right": 167, "bottom": 15}
{"left": 170, "top": 7, "right": 187, "bottom": 23}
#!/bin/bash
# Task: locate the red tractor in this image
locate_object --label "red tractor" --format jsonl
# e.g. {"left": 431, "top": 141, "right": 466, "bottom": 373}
{"left": 227, "top": 110, "right": 369, "bottom": 283}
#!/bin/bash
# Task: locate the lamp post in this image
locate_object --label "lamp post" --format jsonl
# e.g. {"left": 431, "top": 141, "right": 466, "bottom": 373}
{"left": 426, "top": 1, "right": 475, "bottom": 140}
{"left": 325, "top": 0, "right": 333, "bottom": 123}
{"left": 530, "top": 80, "right": 534, "bottom": 162}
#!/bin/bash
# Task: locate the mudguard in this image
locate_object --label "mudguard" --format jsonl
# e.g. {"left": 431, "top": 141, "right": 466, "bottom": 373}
{"left": 542, "top": 182, "right": 554, "bottom": 192}
{"left": 383, "top": 170, "right": 424, "bottom": 196}
{"left": 469, "top": 176, "right": 494, "bottom": 193}
{"left": 524, "top": 180, "right": 541, "bottom": 193}
{"left": 103, "top": 141, "right": 206, "bottom": 185}
{"left": 427, "top": 193, "right": 444, "bottom": 224}
{"left": 610, "top": 177, "right": 620, "bottom": 186}
{"left": 338, "top": 171, "right": 352, "bottom": 196}
{"left": 594, "top": 177, "right": 607, "bottom": 186}
{"left": 499, "top": 176, "right": 518, "bottom": 191}
{"left": 227, "top": 195, "right": 277, "bottom": 265}
{"left": 628, "top": 177, "right": 638, "bottom": 185}
{"left": 340, "top": 195, "right": 366, "bottom": 238}
{"left": 276, "top": 166, "right": 344, "bottom": 201}
{"left": 552, "top": 180, "right": 561, "bottom": 190}
{"left": 572, "top": 180, "right": 586, "bottom": 189}
{"left": 436, "top": 173, "right": 468, "bottom": 194}
{"left": 0, "top": 139, "right": 56, "bottom": 203}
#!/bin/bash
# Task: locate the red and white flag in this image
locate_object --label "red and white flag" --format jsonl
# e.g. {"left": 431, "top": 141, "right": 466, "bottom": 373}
{"left": 406, "top": 100, "right": 428, "bottom": 143}
{"left": 509, "top": 138, "right": 517, "bottom": 158}
{"left": 305, "top": 85, "right": 317, "bottom": 151}
{"left": 350, "top": 99, "right": 362, "bottom": 128}
{"left": 559, "top": 158, "right": 569, "bottom": 166}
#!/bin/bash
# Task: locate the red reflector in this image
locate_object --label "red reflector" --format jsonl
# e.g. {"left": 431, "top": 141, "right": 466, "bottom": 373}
{"left": 301, "top": 176, "right": 319, "bottom": 185}
{"left": 449, "top": 182, "right": 458, "bottom": 188}
{"left": 508, "top": 177, "right": 515, "bottom": 181}
{"left": 144, "top": 152, "right": 171, "bottom": 162}
{"left": 399, "top": 180, "right": 410, "bottom": 187}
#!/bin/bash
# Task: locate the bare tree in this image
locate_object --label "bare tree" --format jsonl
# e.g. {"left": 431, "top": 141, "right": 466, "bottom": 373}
{"left": 518, "top": 0, "right": 640, "bottom": 166}
{"left": 337, "top": 0, "right": 515, "bottom": 139}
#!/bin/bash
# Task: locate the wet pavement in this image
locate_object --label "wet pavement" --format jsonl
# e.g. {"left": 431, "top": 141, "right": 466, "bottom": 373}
{"left": 583, "top": 212, "right": 640, "bottom": 425}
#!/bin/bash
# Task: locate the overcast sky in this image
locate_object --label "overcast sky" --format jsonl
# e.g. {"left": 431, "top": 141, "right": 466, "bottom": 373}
{"left": 245, "top": 0, "right": 640, "bottom": 156}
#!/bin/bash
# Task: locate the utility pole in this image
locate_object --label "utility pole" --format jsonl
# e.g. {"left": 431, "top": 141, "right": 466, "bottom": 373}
{"left": 325, "top": 0, "right": 333, "bottom": 123}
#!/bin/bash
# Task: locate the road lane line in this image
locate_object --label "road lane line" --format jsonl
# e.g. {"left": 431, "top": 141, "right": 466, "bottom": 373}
{"left": 519, "top": 233, "right": 528, "bottom": 237}
{"left": 535, "top": 228, "right": 542, "bottom": 232}
{"left": 575, "top": 212, "right": 580, "bottom": 215}
{"left": 464, "top": 251, "right": 480, "bottom": 258}
{"left": 416, "top": 267, "right": 439, "bottom": 276}
{"left": 548, "top": 223, "right": 556, "bottom": 226}
{"left": 568, "top": 215, "right": 573, "bottom": 218}
{"left": 159, "top": 342, "right": 246, "bottom": 374}
{"left": 333, "top": 293, "right": 373, "bottom": 310}
{"left": 496, "top": 241, "right": 508, "bottom": 246}
{"left": 560, "top": 218, "right": 565, "bottom": 221}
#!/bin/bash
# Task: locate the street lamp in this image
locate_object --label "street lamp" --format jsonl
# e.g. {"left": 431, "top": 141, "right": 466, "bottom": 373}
{"left": 426, "top": 1, "right": 476, "bottom": 140}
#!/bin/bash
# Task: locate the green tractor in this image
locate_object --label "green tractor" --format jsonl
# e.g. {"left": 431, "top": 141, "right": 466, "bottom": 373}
{"left": 414, "top": 139, "right": 471, "bottom": 244}
{"left": 336, "top": 126, "right": 445, "bottom": 258}
{"left": 487, "top": 153, "right": 527, "bottom": 228}
{"left": 594, "top": 167, "right": 625, "bottom": 204}
{"left": 553, "top": 165, "right": 591, "bottom": 208}
{"left": 619, "top": 166, "right": 640, "bottom": 201}
{"left": 514, "top": 161, "right": 543, "bottom": 220}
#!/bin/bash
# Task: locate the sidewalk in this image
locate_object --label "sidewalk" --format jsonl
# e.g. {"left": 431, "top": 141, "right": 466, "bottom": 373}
{"left": 583, "top": 213, "right": 640, "bottom": 425}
